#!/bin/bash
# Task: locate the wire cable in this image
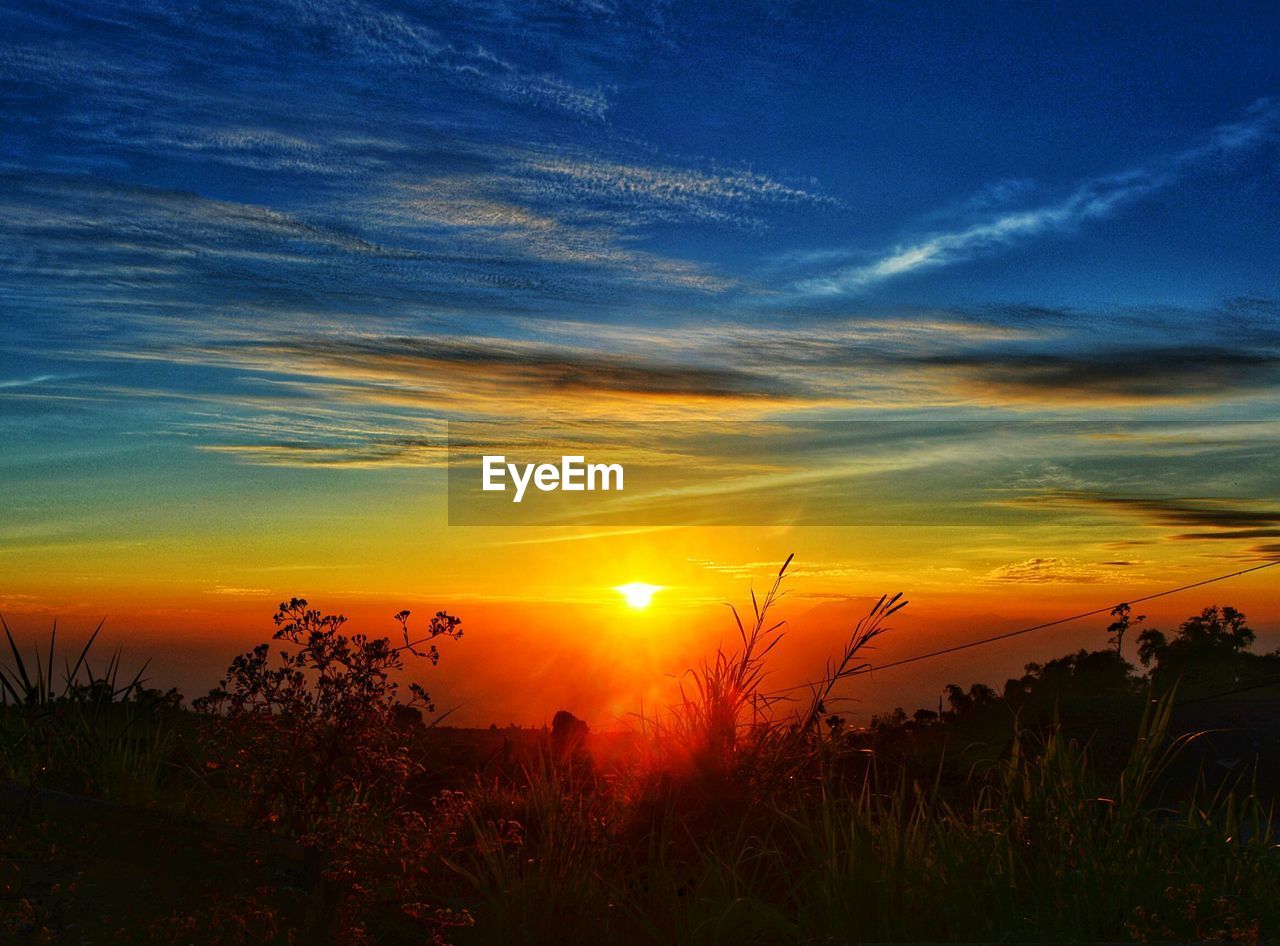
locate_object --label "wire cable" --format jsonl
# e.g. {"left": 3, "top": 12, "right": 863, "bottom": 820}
{"left": 769, "top": 558, "right": 1280, "bottom": 696}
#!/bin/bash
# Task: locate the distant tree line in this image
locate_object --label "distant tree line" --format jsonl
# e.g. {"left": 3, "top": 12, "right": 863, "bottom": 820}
{"left": 863, "top": 604, "right": 1279, "bottom": 737}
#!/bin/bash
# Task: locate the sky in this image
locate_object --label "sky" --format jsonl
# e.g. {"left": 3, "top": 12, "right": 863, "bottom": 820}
{"left": 2, "top": 1, "right": 1279, "bottom": 725}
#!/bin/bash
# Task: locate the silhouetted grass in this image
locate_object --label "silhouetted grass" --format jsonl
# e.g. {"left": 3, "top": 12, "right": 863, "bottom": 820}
{"left": 444, "top": 566, "right": 1277, "bottom": 945}
{"left": 0, "top": 616, "right": 185, "bottom": 805}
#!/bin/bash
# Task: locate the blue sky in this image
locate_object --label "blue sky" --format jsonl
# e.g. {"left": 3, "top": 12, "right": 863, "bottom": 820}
{"left": 2, "top": 0, "right": 1280, "bottom": 561}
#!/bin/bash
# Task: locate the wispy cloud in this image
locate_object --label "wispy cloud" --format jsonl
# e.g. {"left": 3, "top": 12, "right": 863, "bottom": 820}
{"left": 798, "top": 172, "right": 1160, "bottom": 295}
{"left": 367, "top": 176, "right": 735, "bottom": 293}
{"left": 506, "top": 149, "right": 840, "bottom": 230}
{"left": 192, "top": 334, "right": 797, "bottom": 403}
{"left": 198, "top": 439, "right": 447, "bottom": 469}
{"left": 37, "top": 296, "right": 1278, "bottom": 470}
{"left": 794, "top": 102, "right": 1280, "bottom": 296}
{"left": 907, "top": 346, "right": 1280, "bottom": 404}
{"left": 984, "top": 557, "right": 1136, "bottom": 584}
{"left": 1021, "top": 492, "right": 1280, "bottom": 558}
{"left": 3, "top": 0, "right": 613, "bottom": 121}
{"left": 1030, "top": 491, "right": 1280, "bottom": 530}
{"left": 281, "top": 0, "right": 614, "bottom": 119}
{"left": 0, "top": 374, "right": 63, "bottom": 389}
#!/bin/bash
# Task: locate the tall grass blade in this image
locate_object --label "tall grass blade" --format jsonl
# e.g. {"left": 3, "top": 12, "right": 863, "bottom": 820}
{"left": 64, "top": 618, "right": 106, "bottom": 693}
{"left": 3, "top": 614, "right": 34, "bottom": 698}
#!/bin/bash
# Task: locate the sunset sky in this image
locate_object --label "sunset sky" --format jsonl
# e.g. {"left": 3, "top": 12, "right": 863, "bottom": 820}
{"left": 2, "top": 1, "right": 1279, "bottom": 725}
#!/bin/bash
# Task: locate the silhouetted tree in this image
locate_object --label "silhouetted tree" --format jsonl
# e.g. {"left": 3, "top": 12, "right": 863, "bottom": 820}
{"left": 1137, "top": 605, "right": 1257, "bottom": 689}
{"left": 912, "top": 708, "right": 939, "bottom": 727}
{"left": 1007, "top": 648, "right": 1139, "bottom": 704}
{"left": 942, "top": 682, "right": 998, "bottom": 720}
{"left": 1106, "top": 602, "right": 1145, "bottom": 657}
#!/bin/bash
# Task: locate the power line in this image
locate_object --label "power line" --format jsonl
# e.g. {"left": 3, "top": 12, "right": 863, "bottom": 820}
{"left": 859, "top": 559, "right": 1280, "bottom": 675}
{"left": 770, "top": 558, "right": 1280, "bottom": 696}
{"left": 1181, "top": 676, "right": 1280, "bottom": 705}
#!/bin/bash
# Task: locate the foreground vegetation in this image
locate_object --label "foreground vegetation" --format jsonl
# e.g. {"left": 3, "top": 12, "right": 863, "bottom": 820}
{"left": 3, "top": 559, "right": 1278, "bottom": 944}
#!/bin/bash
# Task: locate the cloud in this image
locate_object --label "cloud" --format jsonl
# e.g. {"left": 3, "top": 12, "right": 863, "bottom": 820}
{"left": 794, "top": 102, "right": 1280, "bottom": 296}
{"left": 506, "top": 149, "right": 840, "bottom": 230}
{"left": 226, "top": 334, "right": 791, "bottom": 397}
{"left": 207, "top": 585, "right": 272, "bottom": 596}
{"left": 800, "top": 173, "right": 1160, "bottom": 296}
{"left": 689, "top": 557, "right": 863, "bottom": 580}
{"left": 907, "top": 346, "right": 1280, "bottom": 403}
{"left": 39, "top": 296, "right": 1280, "bottom": 473}
{"left": 0, "top": 171, "right": 734, "bottom": 338}
{"left": 494, "top": 526, "right": 677, "bottom": 547}
{"left": 1038, "top": 493, "right": 1280, "bottom": 530}
{"left": 4, "top": 0, "right": 612, "bottom": 121}
{"left": 984, "top": 557, "right": 1134, "bottom": 584}
{"left": 369, "top": 176, "right": 734, "bottom": 292}
{"left": 1025, "top": 493, "right": 1280, "bottom": 553}
{"left": 0, "top": 374, "right": 63, "bottom": 389}
{"left": 279, "top": 0, "right": 613, "bottom": 119}
{"left": 1173, "top": 529, "right": 1280, "bottom": 542}
{"left": 122, "top": 332, "right": 806, "bottom": 466}
{"left": 0, "top": 173, "right": 429, "bottom": 266}
{"left": 2, "top": 1, "right": 848, "bottom": 320}
{"left": 198, "top": 439, "right": 447, "bottom": 469}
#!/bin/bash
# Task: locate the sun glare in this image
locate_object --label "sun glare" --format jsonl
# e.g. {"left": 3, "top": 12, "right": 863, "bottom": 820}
{"left": 615, "top": 582, "right": 662, "bottom": 609}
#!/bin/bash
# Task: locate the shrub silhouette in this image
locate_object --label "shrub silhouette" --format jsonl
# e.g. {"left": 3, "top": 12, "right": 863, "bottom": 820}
{"left": 192, "top": 598, "right": 468, "bottom": 943}
{"left": 550, "top": 709, "right": 589, "bottom": 761}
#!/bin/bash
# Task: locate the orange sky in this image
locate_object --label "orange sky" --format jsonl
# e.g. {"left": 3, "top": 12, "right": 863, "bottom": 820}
{"left": 4, "top": 522, "right": 1276, "bottom": 727}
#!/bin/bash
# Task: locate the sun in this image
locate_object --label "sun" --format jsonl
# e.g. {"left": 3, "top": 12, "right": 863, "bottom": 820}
{"left": 615, "top": 582, "right": 662, "bottom": 609}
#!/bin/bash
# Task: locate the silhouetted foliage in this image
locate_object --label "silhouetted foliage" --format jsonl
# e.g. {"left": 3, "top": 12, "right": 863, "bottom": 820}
{"left": 941, "top": 681, "right": 998, "bottom": 721}
{"left": 192, "top": 598, "right": 468, "bottom": 943}
{"left": 1005, "top": 647, "right": 1140, "bottom": 705}
{"left": 1137, "top": 605, "right": 1254, "bottom": 669}
{"left": 1135, "top": 605, "right": 1274, "bottom": 695}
